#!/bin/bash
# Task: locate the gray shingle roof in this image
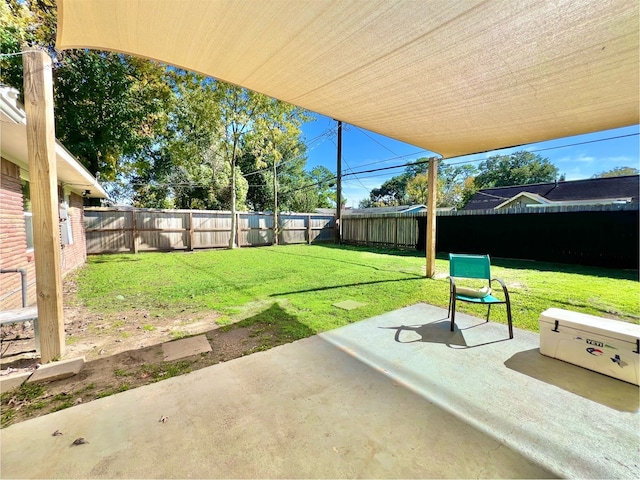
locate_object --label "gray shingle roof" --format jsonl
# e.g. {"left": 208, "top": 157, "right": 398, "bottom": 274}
{"left": 463, "top": 175, "right": 639, "bottom": 210}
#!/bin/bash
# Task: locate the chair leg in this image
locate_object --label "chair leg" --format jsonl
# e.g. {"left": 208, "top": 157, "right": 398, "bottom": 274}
{"left": 450, "top": 297, "right": 456, "bottom": 332}
{"left": 486, "top": 304, "right": 491, "bottom": 323}
{"left": 447, "top": 295, "right": 452, "bottom": 318}
{"left": 506, "top": 299, "right": 513, "bottom": 339}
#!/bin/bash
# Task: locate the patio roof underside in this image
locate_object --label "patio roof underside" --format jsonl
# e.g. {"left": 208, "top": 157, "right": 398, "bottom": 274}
{"left": 57, "top": 0, "right": 639, "bottom": 158}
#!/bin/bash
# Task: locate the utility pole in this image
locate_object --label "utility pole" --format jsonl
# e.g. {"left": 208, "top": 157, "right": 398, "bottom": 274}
{"left": 335, "top": 120, "right": 342, "bottom": 244}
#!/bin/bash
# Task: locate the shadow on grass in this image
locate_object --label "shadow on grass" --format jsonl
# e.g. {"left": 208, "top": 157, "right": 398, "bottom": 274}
{"left": 217, "top": 302, "right": 315, "bottom": 341}
{"left": 89, "top": 256, "right": 142, "bottom": 264}
{"left": 487, "top": 256, "right": 639, "bottom": 281}
{"left": 519, "top": 292, "right": 640, "bottom": 322}
{"left": 270, "top": 276, "right": 425, "bottom": 297}
{"left": 317, "top": 244, "right": 639, "bottom": 281}
{"left": 263, "top": 244, "right": 427, "bottom": 276}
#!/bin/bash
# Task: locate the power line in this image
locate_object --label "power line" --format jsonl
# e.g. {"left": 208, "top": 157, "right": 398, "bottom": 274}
{"left": 331, "top": 131, "right": 640, "bottom": 179}
{"left": 353, "top": 126, "right": 401, "bottom": 157}
{"left": 443, "top": 132, "right": 640, "bottom": 166}
{"left": 106, "top": 129, "right": 639, "bottom": 198}
{"left": 242, "top": 128, "right": 335, "bottom": 178}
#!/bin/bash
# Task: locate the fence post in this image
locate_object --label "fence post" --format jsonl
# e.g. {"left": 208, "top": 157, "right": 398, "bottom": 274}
{"left": 236, "top": 212, "right": 241, "bottom": 247}
{"left": 307, "top": 214, "right": 312, "bottom": 244}
{"left": 365, "top": 217, "right": 369, "bottom": 247}
{"left": 394, "top": 216, "right": 399, "bottom": 249}
{"left": 188, "top": 211, "right": 194, "bottom": 251}
{"left": 131, "top": 209, "right": 138, "bottom": 254}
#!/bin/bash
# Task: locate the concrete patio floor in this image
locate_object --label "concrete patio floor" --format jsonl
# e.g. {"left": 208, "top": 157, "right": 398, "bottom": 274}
{"left": 1, "top": 303, "right": 638, "bottom": 478}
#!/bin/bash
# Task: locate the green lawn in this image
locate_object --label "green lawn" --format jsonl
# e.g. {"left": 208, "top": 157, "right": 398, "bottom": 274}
{"left": 74, "top": 244, "right": 639, "bottom": 338}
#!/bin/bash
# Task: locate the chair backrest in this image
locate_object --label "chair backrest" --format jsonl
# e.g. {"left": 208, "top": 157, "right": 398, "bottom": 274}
{"left": 449, "top": 253, "right": 491, "bottom": 280}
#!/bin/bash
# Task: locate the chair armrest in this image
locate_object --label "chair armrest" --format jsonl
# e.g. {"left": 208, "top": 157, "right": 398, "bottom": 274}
{"left": 449, "top": 276, "right": 457, "bottom": 295}
{"left": 491, "top": 277, "right": 511, "bottom": 303}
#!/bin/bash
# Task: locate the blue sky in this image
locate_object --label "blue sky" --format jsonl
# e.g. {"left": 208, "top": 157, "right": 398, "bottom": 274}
{"left": 301, "top": 116, "right": 640, "bottom": 208}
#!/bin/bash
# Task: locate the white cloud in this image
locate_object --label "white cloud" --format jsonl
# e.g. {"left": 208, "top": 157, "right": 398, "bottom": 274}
{"left": 555, "top": 154, "right": 596, "bottom": 165}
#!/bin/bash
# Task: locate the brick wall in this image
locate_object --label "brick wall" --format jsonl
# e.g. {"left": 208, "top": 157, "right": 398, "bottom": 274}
{"left": 0, "top": 157, "right": 36, "bottom": 309}
{"left": 1, "top": 158, "right": 90, "bottom": 309}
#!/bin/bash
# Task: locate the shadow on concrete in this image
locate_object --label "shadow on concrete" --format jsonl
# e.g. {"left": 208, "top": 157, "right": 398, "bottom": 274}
{"left": 504, "top": 348, "right": 640, "bottom": 413}
{"left": 381, "top": 317, "right": 512, "bottom": 349}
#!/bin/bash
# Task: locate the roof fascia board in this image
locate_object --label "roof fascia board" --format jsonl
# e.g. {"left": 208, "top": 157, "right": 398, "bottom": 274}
{"left": 494, "top": 191, "right": 552, "bottom": 209}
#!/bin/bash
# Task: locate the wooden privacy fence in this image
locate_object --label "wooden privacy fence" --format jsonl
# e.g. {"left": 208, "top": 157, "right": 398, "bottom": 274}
{"left": 341, "top": 203, "right": 638, "bottom": 268}
{"left": 341, "top": 212, "right": 422, "bottom": 249}
{"left": 84, "top": 208, "right": 335, "bottom": 254}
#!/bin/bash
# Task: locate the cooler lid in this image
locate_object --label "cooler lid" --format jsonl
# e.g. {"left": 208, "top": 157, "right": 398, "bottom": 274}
{"left": 539, "top": 308, "right": 640, "bottom": 343}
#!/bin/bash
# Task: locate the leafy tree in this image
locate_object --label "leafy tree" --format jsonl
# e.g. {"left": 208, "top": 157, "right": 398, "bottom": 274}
{"left": 0, "top": 1, "right": 31, "bottom": 91}
{"left": 159, "top": 73, "right": 235, "bottom": 210}
{"left": 406, "top": 173, "right": 430, "bottom": 205}
{"left": 369, "top": 174, "right": 411, "bottom": 206}
{"left": 307, "top": 166, "right": 335, "bottom": 209}
{"left": 474, "top": 151, "right": 558, "bottom": 189}
{"left": 358, "top": 198, "right": 375, "bottom": 208}
{"left": 55, "top": 52, "right": 173, "bottom": 178}
{"left": 2, "top": 1, "right": 319, "bottom": 217}
{"left": 592, "top": 166, "right": 639, "bottom": 178}
{"left": 459, "top": 176, "right": 479, "bottom": 208}
{"left": 248, "top": 99, "right": 312, "bottom": 240}
{"left": 214, "top": 84, "right": 315, "bottom": 247}
{"left": 1, "top": 0, "right": 173, "bottom": 180}
{"left": 367, "top": 159, "right": 477, "bottom": 208}
{"left": 281, "top": 165, "right": 335, "bottom": 212}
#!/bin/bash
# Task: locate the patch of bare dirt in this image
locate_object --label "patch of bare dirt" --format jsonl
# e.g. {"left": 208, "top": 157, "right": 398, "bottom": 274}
{"left": 0, "top": 278, "right": 289, "bottom": 427}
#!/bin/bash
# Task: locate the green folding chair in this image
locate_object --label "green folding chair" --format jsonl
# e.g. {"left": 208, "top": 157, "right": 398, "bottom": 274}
{"left": 448, "top": 253, "right": 513, "bottom": 339}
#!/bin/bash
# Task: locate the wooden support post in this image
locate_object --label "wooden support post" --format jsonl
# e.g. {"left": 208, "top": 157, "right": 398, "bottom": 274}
{"left": 426, "top": 157, "right": 438, "bottom": 278}
{"left": 335, "top": 120, "right": 342, "bottom": 244}
{"left": 307, "top": 214, "right": 312, "bottom": 244}
{"left": 22, "top": 48, "right": 64, "bottom": 362}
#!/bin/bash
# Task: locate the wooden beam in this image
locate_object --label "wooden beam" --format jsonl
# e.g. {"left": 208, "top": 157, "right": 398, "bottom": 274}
{"left": 22, "top": 48, "right": 65, "bottom": 362}
{"left": 335, "top": 120, "right": 342, "bottom": 244}
{"left": 426, "top": 157, "right": 438, "bottom": 278}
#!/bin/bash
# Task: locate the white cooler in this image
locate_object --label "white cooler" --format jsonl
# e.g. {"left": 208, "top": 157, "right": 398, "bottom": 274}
{"left": 539, "top": 308, "right": 640, "bottom": 386}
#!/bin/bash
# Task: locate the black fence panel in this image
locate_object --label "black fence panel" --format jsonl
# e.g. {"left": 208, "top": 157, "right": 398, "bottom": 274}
{"left": 417, "top": 210, "right": 639, "bottom": 269}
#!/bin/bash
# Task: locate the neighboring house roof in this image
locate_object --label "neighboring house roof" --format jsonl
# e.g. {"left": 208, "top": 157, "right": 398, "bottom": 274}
{"left": 314, "top": 208, "right": 337, "bottom": 215}
{"left": 493, "top": 192, "right": 552, "bottom": 209}
{"left": 0, "top": 86, "right": 107, "bottom": 199}
{"left": 343, "top": 205, "right": 427, "bottom": 216}
{"left": 463, "top": 176, "right": 640, "bottom": 210}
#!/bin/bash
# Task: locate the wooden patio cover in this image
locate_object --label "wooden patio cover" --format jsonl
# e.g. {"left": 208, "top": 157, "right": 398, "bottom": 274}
{"left": 56, "top": 0, "right": 639, "bottom": 159}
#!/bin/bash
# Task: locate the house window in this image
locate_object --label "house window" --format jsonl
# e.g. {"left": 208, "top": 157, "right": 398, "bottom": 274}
{"left": 24, "top": 212, "right": 34, "bottom": 250}
{"left": 22, "top": 179, "right": 34, "bottom": 250}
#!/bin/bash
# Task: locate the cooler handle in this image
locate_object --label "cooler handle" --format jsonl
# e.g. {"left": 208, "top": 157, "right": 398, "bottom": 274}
{"left": 552, "top": 320, "right": 559, "bottom": 333}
